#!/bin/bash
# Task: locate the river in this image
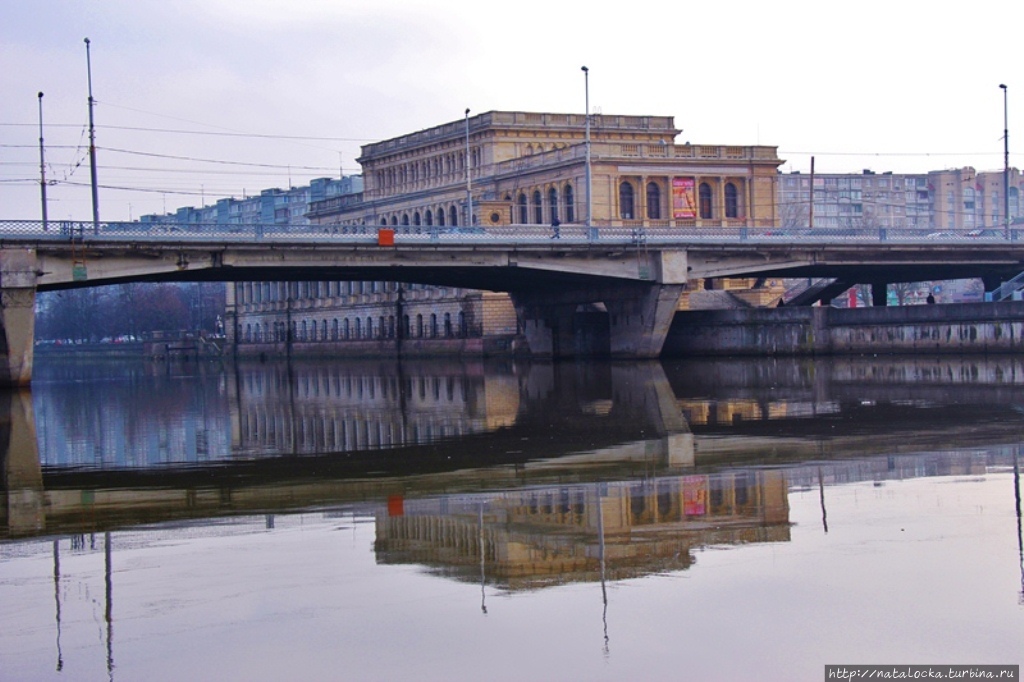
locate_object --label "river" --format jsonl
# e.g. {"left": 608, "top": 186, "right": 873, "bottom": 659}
{"left": 2, "top": 355, "right": 1022, "bottom": 681}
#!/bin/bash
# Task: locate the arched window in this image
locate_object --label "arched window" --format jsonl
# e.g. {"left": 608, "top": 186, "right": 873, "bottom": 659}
{"left": 332, "top": 319, "right": 339, "bottom": 340}
{"left": 564, "top": 184, "right": 575, "bottom": 223}
{"left": 646, "top": 182, "right": 661, "bottom": 220}
{"left": 438, "top": 208, "right": 446, "bottom": 226}
{"left": 430, "top": 313, "right": 438, "bottom": 338}
{"left": 354, "top": 318, "right": 362, "bottom": 338}
{"left": 699, "top": 182, "right": 713, "bottom": 220}
{"left": 366, "top": 317, "right": 373, "bottom": 338}
{"left": 449, "top": 205, "right": 458, "bottom": 226}
{"left": 401, "top": 214, "right": 409, "bottom": 225}
{"left": 533, "top": 190, "right": 543, "bottom": 224}
{"left": 518, "top": 193, "right": 528, "bottom": 224}
{"left": 344, "top": 318, "right": 350, "bottom": 339}
{"left": 725, "top": 182, "right": 740, "bottom": 218}
{"left": 301, "top": 321, "right": 308, "bottom": 341}
{"left": 458, "top": 311, "right": 468, "bottom": 337}
{"left": 245, "top": 323, "right": 252, "bottom": 343}
{"left": 310, "top": 321, "right": 317, "bottom": 341}
{"left": 444, "top": 312, "right": 453, "bottom": 337}
{"left": 416, "top": 314, "right": 424, "bottom": 338}
{"left": 548, "top": 187, "right": 559, "bottom": 224}
{"left": 413, "top": 212, "right": 421, "bottom": 226}
{"left": 390, "top": 216, "right": 398, "bottom": 226}
{"left": 425, "top": 210, "right": 433, "bottom": 226}
{"left": 321, "top": 320, "right": 328, "bottom": 340}
{"left": 380, "top": 217, "right": 387, "bottom": 225}
{"left": 619, "top": 182, "right": 635, "bottom": 219}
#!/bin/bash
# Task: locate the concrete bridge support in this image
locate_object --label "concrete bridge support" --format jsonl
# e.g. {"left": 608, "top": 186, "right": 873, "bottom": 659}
{"left": 0, "top": 250, "right": 38, "bottom": 387}
{"left": 512, "top": 283, "right": 685, "bottom": 359}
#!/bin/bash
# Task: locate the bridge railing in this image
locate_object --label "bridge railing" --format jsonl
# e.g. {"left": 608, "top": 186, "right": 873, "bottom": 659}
{"left": 1, "top": 220, "right": 1021, "bottom": 246}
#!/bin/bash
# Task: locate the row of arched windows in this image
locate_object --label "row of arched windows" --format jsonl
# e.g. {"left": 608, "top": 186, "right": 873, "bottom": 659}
{"left": 241, "top": 311, "right": 469, "bottom": 343}
{"left": 515, "top": 184, "right": 575, "bottom": 224}
{"left": 617, "top": 180, "right": 744, "bottom": 220}
{"left": 380, "top": 205, "right": 461, "bottom": 227}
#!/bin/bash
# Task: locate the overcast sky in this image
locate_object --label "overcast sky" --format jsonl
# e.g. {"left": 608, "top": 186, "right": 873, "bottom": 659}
{"left": 2, "top": 0, "right": 1020, "bottom": 222}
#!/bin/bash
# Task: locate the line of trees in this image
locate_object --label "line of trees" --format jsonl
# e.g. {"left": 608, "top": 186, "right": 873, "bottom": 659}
{"left": 35, "top": 282, "right": 225, "bottom": 342}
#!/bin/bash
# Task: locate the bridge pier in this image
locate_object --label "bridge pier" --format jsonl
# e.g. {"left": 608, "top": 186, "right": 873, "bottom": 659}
{"left": 0, "top": 250, "right": 37, "bottom": 387}
{"left": 512, "top": 283, "right": 685, "bottom": 359}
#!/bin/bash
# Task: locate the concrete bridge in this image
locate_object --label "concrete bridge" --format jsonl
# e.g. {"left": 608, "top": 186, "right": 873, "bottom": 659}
{"left": 4, "top": 219, "right": 1024, "bottom": 385}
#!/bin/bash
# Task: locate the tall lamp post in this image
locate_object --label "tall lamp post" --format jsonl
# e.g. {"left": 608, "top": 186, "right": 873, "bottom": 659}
{"left": 464, "top": 108, "right": 472, "bottom": 226}
{"left": 37, "top": 92, "right": 48, "bottom": 232}
{"left": 581, "top": 66, "right": 591, "bottom": 228}
{"left": 1000, "top": 84, "right": 1010, "bottom": 239}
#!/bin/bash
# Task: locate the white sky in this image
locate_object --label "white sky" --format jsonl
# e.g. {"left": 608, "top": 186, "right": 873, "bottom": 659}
{"left": 2, "top": 0, "right": 1021, "bottom": 221}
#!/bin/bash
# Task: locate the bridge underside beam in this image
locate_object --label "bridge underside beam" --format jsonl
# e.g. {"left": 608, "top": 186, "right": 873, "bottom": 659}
{"left": 511, "top": 282, "right": 685, "bottom": 359}
{"left": 0, "top": 250, "right": 37, "bottom": 387}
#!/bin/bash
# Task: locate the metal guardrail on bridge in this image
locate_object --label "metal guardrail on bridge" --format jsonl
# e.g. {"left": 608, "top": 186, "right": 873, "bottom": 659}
{"left": 0, "top": 220, "right": 1021, "bottom": 247}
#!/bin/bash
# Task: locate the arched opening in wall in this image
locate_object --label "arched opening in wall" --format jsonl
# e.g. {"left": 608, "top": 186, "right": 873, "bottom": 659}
{"left": 354, "top": 318, "right": 362, "bottom": 338}
{"left": 646, "top": 182, "right": 661, "bottom": 220}
{"left": 532, "top": 190, "right": 543, "bottom": 224}
{"left": 564, "top": 184, "right": 575, "bottom": 222}
{"left": 332, "top": 319, "right": 339, "bottom": 340}
{"left": 444, "top": 312, "right": 453, "bottom": 337}
{"left": 430, "top": 313, "right": 438, "bottom": 338}
{"left": 699, "top": 182, "right": 713, "bottom": 220}
{"left": 458, "top": 311, "right": 468, "bottom": 337}
{"left": 344, "top": 318, "right": 350, "bottom": 339}
{"left": 290, "top": 321, "right": 297, "bottom": 341}
{"left": 321, "top": 320, "right": 328, "bottom": 340}
{"left": 380, "top": 217, "right": 387, "bottom": 225}
{"left": 245, "top": 323, "right": 252, "bottom": 343}
{"left": 518, "top": 193, "right": 528, "bottom": 224}
{"left": 379, "top": 316, "right": 386, "bottom": 338}
{"left": 402, "top": 314, "right": 410, "bottom": 338}
{"left": 416, "top": 314, "right": 424, "bottom": 338}
{"left": 725, "top": 182, "right": 740, "bottom": 218}
{"left": 438, "top": 208, "right": 446, "bottom": 227}
{"left": 366, "top": 317, "right": 373, "bottom": 339}
{"left": 310, "top": 321, "right": 317, "bottom": 341}
{"left": 449, "top": 205, "right": 458, "bottom": 226}
{"left": 390, "top": 216, "right": 398, "bottom": 226}
{"left": 619, "top": 181, "right": 635, "bottom": 219}
{"left": 301, "top": 321, "right": 308, "bottom": 341}
{"left": 425, "top": 210, "right": 433, "bottom": 226}
{"left": 414, "top": 212, "right": 421, "bottom": 226}
{"left": 548, "top": 187, "right": 559, "bottom": 224}
{"left": 401, "top": 214, "right": 410, "bottom": 225}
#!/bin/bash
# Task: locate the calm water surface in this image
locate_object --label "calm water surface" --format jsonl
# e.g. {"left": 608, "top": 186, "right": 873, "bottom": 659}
{"left": 2, "top": 356, "right": 1023, "bottom": 681}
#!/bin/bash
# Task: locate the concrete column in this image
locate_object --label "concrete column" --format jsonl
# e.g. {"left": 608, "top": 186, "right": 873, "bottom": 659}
{"left": 510, "top": 296, "right": 577, "bottom": 358}
{"left": 871, "top": 281, "right": 888, "bottom": 307}
{"left": 1, "top": 390, "right": 44, "bottom": 537}
{"left": 0, "top": 250, "right": 38, "bottom": 387}
{"left": 604, "top": 283, "right": 685, "bottom": 358}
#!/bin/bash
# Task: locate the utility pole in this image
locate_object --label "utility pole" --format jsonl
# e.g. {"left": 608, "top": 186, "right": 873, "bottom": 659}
{"left": 37, "top": 92, "right": 49, "bottom": 231}
{"left": 1000, "top": 84, "right": 1010, "bottom": 239}
{"left": 464, "top": 108, "right": 473, "bottom": 226}
{"left": 85, "top": 38, "right": 100, "bottom": 234}
{"left": 582, "top": 66, "right": 592, "bottom": 228}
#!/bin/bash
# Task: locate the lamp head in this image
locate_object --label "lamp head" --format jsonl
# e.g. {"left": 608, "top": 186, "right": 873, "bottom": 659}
{"left": 1000, "top": 84, "right": 1007, "bottom": 90}
{"left": 581, "top": 66, "right": 588, "bottom": 73}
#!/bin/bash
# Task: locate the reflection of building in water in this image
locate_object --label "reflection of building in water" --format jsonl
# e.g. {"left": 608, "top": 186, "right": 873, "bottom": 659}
{"left": 233, "top": 361, "right": 520, "bottom": 456}
{"left": 374, "top": 469, "right": 790, "bottom": 589}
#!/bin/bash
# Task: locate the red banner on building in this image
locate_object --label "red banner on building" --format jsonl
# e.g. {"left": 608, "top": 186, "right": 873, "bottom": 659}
{"left": 672, "top": 177, "right": 696, "bottom": 219}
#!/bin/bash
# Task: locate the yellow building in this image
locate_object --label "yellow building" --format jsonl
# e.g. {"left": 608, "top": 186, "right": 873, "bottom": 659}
{"left": 309, "top": 111, "right": 783, "bottom": 230}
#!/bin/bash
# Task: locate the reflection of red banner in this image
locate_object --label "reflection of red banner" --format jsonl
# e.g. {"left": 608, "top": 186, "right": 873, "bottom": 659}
{"left": 683, "top": 475, "right": 707, "bottom": 516}
{"left": 672, "top": 177, "right": 696, "bottom": 219}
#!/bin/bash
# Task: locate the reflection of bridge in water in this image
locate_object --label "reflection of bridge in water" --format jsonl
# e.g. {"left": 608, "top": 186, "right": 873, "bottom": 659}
{"left": 5, "top": 356, "right": 1024, "bottom": 542}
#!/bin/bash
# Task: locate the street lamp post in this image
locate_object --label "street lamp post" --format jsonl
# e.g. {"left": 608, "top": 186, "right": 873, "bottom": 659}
{"left": 464, "top": 108, "right": 472, "bottom": 226}
{"left": 37, "top": 92, "right": 48, "bottom": 232}
{"left": 1000, "top": 84, "right": 1010, "bottom": 239}
{"left": 582, "top": 66, "right": 591, "bottom": 229}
